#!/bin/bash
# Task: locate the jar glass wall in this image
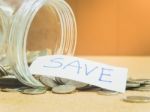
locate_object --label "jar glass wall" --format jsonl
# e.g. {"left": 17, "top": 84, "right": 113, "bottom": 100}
{"left": 0, "top": 0, "right": 77, "bottom": 87}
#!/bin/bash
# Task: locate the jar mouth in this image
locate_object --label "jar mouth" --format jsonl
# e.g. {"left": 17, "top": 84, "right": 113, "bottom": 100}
{"left": 8, "top": 0, "right": 77, "bottom": 87}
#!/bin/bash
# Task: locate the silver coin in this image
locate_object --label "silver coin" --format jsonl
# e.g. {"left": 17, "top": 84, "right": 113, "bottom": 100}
{"left": 131, "top": 79, "right": 145, "bottom": 84}
{"left": 59, "top": 78, "right": 71, "bottom": 84}
{"left": 39, "top": 76, "right": 58, "bottom": 88}
{"left": 144, "top": 81, "right": 150, "bottom": 85}
{"left": 66, "top": 80, "right": 88, "bottom": 89}
{"left": 133, "top": 86, "right": 150, "bottom": 91}
{"left": 78, "top": 84, "right": 95, "bottom": 90}
{"left": 127, "top": 78, "right": 145, "bottom": 84}
{"left": 3, "top": 65, "right": 15, "bottom": 76}
{"left": 55, "top": 77, "right": 64, "bottom": 84}
{"left": 0, "top": 78, "right": 24, "bottom": 87}
{"left": 33, "top": 75, "right": 41, "bottom": 81}
{"left": 142, "top": 84, "right": 150, "bottom": 87}
{"left": 126, "top": 82, "right": 140, "bottom": 88}
{"left": 123, "top": 96, "right": 150, "bottom": 103}
{"left": 21, "top": 87, "right": 47, "bottom": 95}
{"left": 2, "top": 75, "right": 16, "bottom": 79}
{"left": 17, "top": 87, "right": 31, "bottom": 92}
{"left": 52, "top": 85, "right": 76, "bottom": 94}
{"left": 97, "top": 89, "right": 119, "bottom": 96}
{"left": 0, "top": 66, "right": 8, "bottom": 77}
{"left": 1, "top": 88, "right": 19, "bottom": 92}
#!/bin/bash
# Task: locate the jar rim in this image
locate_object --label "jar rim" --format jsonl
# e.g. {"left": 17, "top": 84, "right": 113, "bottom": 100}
{"left": 8, "top": 0, "right": 77, "bottom": 87}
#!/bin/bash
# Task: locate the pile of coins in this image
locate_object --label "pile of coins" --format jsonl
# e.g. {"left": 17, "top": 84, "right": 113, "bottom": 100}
{"left": 0, "top": 49, "right": 150, "bottom": 103}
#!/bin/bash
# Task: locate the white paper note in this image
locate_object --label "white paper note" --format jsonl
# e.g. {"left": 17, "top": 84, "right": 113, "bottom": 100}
{"left": 29, "top": 55, "right": 128, "bottom": 93}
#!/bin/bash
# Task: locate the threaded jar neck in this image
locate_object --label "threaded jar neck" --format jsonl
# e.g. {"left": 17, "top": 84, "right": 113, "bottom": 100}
{"left": 7, "top": 0, "right": 77, "bottom": 87}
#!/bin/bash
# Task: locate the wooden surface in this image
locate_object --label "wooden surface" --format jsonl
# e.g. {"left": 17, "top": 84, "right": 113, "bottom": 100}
{"left": 0, "top": 56, "right": 150, "bottom": 112}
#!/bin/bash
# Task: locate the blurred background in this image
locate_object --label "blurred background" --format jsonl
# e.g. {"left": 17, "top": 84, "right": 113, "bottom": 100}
{"left": 66, "top": 0, "right": 150, "bottom": 55}
{"left": 28, "top": 0, "right": 150, "bottom": 56}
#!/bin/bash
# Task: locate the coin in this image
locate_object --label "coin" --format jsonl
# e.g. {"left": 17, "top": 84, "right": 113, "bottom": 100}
{"left": 52, "top": 85, "right": 76, "bottom": 94}
{"left": 78, "top": 84, "right": 95, "bottom": 90}
{"left": 0, "top": 66, "right": 8, "bottom": 77}
{"left": 27, "top": 49, "right": 52, "bottom": 64}
{"left": 127, "top": 78, "right": 146, "bottom": 84}
{"left": 131, "top": 79, "right": 145, "bottom": 84}
{"left": 66, "top": 80, "right": 88, "bottom": 89}
{"left": 97, "top": 89, "right": 119, "bottom": 96}
{"left": 126, "top": 82, "right": 140, "bottom": 88}
{"left": 123, "top": 96, "right": 150, "bottom": 103}
{"left": 0, "top": 78, "right": 25, "bottom": 87}
{"left": 17, "top": 87, "right": 31, "bottom": 92}
{"left": 144, "top": 81, "right": 150, "bottom": 85}
{"left": 57, "top": 78, "right": 69, "bottom": 84}
{"left": 21, "top": 87, "right": 47, "bottom": 95}
{"left": 133, "top": 86, "right": 150, "bottom": 91}
{"left": 39, "top": 76, "right": 58, "bottom": 88}
{"left": 33, "top": 75, "right": 41, "bottom": 81}
{"left": 1, "top": 88, "right": 19, "bottom": 92}
{"left": 55, "top": 77, "right": 64, "bottom": 84}
{"left": 142, "top": 84, "right": 150, "bottom": 87}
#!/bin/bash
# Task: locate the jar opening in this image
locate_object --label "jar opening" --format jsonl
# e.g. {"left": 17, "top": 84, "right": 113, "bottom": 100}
{"left": 27, "top": 5, "right": 61, "bottom": 54}
{"left": 8, "top": 0, "right": 77, "bottom": 87}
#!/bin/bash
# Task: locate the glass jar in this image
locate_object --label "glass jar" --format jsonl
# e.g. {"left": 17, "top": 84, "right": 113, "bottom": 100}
{"left": 0, "top": 0, "right": 77, "bottom": 87}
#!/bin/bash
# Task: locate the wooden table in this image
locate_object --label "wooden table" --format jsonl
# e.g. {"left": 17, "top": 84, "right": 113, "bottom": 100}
{"left": 0, "top": 56, "right": 150, "bottom": 112}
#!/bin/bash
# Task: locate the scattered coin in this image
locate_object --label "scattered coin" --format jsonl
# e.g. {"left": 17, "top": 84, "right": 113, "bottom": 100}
{"left": 59, "top": 78, "right": 70, "bottom": 84}
{"left": 142, "top": 84, "right": 150, "bottom": 87}
{"left": 33, "top": 75, "right": 41, "bottom": 81}
{"left": 97, "top": 89, "right": 119, "bottom": 96}
{"left": 39, "top": 76, "right": 58, "bottom": 88}
{"left": 52, "top": 85, "right": 76, "bottom": 94}
{"left": 144, "top": 81, "right": 150, "bottom": 85}
{"left": 55, "top": 77, "right": 65, "bottom": 85}
{"left": 17, "top": 87, "right": 31, "bottom": 92}
{"left": 133, "top": 86, "right": 150, "bottom": 91}
{"left": 66, "top": 80, "right": 88, "bottom": 89}
{"left": 126, "top": 82, "right": 140, "bottom": 88}
{"left": 78, "top": 85, "right": 95, "bottom": 90}
{"left": 123, "top": 96, "right": 150, "bottom": 103}
{"left": 130, "top": 79, "right": 145, "bottom": 84}
{"left": 0, "top": 78, "right": 25, "bottom": 87}
{"left": 21, "top": 87, "right": 47, "bottom": 95}
{"left": 1, "top": 88, "right": 19, "bottom": 92}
